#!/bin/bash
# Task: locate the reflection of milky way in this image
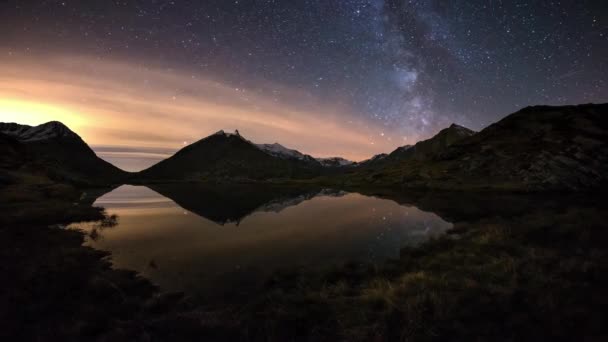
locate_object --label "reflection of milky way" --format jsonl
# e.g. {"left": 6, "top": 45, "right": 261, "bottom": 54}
{"left": 0, "top": 0, "right": 606, "bottom": 158}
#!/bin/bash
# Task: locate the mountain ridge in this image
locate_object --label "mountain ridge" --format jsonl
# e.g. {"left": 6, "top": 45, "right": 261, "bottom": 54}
{"left": 346, "top": 103, "right": 608, "bottom": 191}
{"left": 3, "top": 103, "right": 606, "bottom": 191}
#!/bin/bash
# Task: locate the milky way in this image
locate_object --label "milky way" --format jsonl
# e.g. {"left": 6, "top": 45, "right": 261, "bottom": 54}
{"left": 0, "top": 0, "right": 606, "bottom": 158}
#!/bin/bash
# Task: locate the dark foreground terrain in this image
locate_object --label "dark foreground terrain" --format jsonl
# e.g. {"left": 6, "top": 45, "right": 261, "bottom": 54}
{"left": 1, "top": 183, "right": 607, "bottom": 341}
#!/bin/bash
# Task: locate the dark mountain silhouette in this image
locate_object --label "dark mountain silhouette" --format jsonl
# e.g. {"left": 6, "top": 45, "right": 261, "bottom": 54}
{"left": 357, "top": 153, "right": 388, "bottom": 167}
{"left": 0, "top": 121, "right": 127, "bottom": 186}
{"left": 348, "top": 103, "right": 608, "bottom": 191}
{"left": 0, "top": 133, "right": 26, "bottom": 169}
{"left": 361, "top": 123, "right": 476, "bottom": 168}
{"left": 137, "top": 130, "right": 323, "bottom": 182}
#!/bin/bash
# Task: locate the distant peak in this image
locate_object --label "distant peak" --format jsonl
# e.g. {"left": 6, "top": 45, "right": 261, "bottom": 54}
{"left": 316, "top": 157, "right": 356, "bottom": 167}
{"left": 255, "top": 142, "right": 315, "bottom": 161}
{"left": 213, "top": 129, "right": 243, "bottom": 137}
{"left": 445, "top": 123, "right": 475, "bottom": 136}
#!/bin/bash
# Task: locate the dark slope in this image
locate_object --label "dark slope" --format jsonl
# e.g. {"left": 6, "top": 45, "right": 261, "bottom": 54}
{"left": 346, "top": 103, "right": 608, "bottom": 191}
{"left": 137, "top": 130, "right": 322, "bottom": 182}
{"left": 363, "top": 123, "right": 475, "bottom": 168}
{"left": 399, "top": 123, "right": 475, "bottom": 161}
{"left": 0, "top": 133, "right": 29, "bottom": 185}
{"left": 0, "top": 133, "right": 26, "bottom": 170}
{"left": 0, "top": 122, "right": 127, "bottom": 186}
{"left": 438, "top": 103, "right": 608, "bottom": 190}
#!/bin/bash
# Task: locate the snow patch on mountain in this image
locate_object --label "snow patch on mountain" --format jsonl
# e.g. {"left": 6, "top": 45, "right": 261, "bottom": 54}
{"left": 448, "top": 124, "right": 476, "bottom": 137}
{"left": 0, "top": 121, "right": 78, "bottom": 142}
{"left": 316, "top": 157, "right": 356, "bottom": 167}
{"left": 255, "top": 142, "right": 316, "bottom": 162}
{"left": 210, "top": 130, "right": 355, "bottom": 167}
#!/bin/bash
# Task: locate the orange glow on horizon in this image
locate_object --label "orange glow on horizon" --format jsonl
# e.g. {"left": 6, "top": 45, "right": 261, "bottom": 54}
{"left": 0, "top": 98, "right": 87, "bottom": 130}
{"left": 0, "top": 53, "right": 409, "bottom": 161}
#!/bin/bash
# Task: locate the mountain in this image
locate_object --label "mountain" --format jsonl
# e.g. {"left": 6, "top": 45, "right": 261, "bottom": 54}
{"left": 348, "top": 104, "right": 608, "bottom": 191}
{"left": 0, "top": 132, "right": 26, "bottom": 170}
{"left": 137, "top": 130, "right": 323, "bottom": 182}
{"left": 361, "top": 123, "right": 476, "bottom": 168}
{"left": 0, "top": 121, "right": 127, "bottom": 186}
{"left": 255, "top": 142, "right": 319, "bottom": 164}
{"left": 316, "top": 157, "right": 356, "bottom": 168}
{"left": 0, "top": 121, "right": 80, "bottom": 142}
{"left": 399, "top": 123, "right": 475, "bottom": 161}
{"left": 0, "top": 133, "right": 28, "bottom": 185}
{"left": 358, "top": 153, "right": 388, "bottom": 166}
{"left": 256, "top": 143, "right": 355, "bottom": 168}
{"left": 3, "top": 103, "right": 604, "bottom": 191}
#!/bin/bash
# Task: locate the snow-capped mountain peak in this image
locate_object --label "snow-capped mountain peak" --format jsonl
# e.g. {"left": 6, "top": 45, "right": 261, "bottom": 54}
{"left": 0, "top": 121, "right": 79, "bottom": 142}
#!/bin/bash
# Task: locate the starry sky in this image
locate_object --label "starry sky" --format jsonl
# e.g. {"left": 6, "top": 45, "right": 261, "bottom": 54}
{"left": 0, "top": 0, "right": 606, "bottom": 167}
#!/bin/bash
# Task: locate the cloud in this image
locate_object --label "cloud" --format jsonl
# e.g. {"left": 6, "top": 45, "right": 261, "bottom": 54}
{"left": 0, "top": 53, "right": 405, "bottom": 161}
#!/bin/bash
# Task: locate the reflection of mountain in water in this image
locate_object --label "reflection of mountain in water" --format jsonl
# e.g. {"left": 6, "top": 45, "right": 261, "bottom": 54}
{"left": 251, "top": 189, "right": 347, "bottom": 214}
{"left": 89, "top": 183, "right": 595, "bottom": 229}
{"left": 147, "top": 184, "right": 346, "bottom": 225}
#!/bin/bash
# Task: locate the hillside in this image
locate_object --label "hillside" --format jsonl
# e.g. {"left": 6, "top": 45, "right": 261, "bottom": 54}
{"left": 362, "top": 123, "right": 475, "bottom": 168}
{"left": 0, "top": 122, "right": 127, "bottom": 186}
{"left": 346, "top": 104, "right": 608, "bottom": 191}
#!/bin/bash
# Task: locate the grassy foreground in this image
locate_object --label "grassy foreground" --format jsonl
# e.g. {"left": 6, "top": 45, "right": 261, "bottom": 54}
{"left": 237, "top": 205, "right": 607, "bottom": 341}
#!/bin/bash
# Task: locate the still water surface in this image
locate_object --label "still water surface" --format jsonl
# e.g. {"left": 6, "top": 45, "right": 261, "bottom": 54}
{"left": 71, "top": 185, "right": 452, "bottom": 300}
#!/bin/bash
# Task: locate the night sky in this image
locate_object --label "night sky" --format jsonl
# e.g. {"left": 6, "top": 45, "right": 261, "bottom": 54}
{"left": 0, "top": 0, "right": 606, "bottom": 164}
